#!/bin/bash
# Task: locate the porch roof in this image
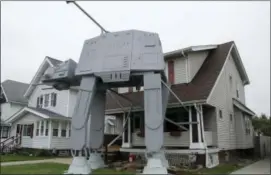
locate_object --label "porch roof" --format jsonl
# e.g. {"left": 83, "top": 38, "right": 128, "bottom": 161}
{"left": 233, "top": 98, "right": 255, "bottom": 116}
{"left": 5, "top": 107, "right": 71, "bottom": 123}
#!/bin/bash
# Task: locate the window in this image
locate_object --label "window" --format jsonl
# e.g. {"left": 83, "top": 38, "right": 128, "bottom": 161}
{"left": 40, "top": 121, "right": 44, "bottom": 136}
{"left": 229, "top": 75, "right": 233, "bottom": 90}
{"left": 51, "top": 93, "right": 57, "bottom": 107}
{"left": 40, "top": 95, "right": 44, "bottom": 107}
{"left": 36, "top": 97, "right": 40, "bottom": 108}
{"left": 61, "top": 122, "right": 67, "bottom": 137}
{"left": 53, "top": 129, "right": 58, "bottom": 137}
{"left": 245, "top": 116, "right": 251, "bottom": 135}
{"left": 236, "top": 89, "right": 239, "bottom": 98}
{"left": 230, "top": 114, "right": 233, "bottom": 122}
{"left": 52, "top": 121, "right": 59, "bottom": 137}
{"left": 36, "top": 121, "right": 40, "bottom": 136}
{"left": 44, "top": 94, "right": 50, "bottom": 107}
{"left": 1, "top": 126, "right": 9, "bottom": 138}
{"left": 22, "top": 125, "right": 33, "bottom": 137}
{"left": 45, "top": 121, "right": 49, "bottom": 136}
{"left": 219, "top": 110, "right": 223, "bottom": 119}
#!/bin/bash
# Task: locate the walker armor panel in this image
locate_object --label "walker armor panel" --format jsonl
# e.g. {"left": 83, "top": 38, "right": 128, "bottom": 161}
{"left": 76, "top": 30, "right": 165, "bottom": 82}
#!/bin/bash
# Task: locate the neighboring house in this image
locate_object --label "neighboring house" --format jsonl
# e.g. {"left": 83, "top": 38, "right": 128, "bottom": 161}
{"left": 3, "top": 56, "right": 122, "bottom": 150}
{"left": 5, "top": 57, "right": 73, "bottom": 150}
{"left": 0, "top": 80, "right": 29, "bottom": 142}
{"left": 105, "top": 41, "right": 256, "bottom": 166}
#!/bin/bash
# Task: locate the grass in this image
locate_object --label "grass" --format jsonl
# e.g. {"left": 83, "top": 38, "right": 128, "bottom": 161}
{"left": 0, "top": 163, "right": 69, "bottom": 174}
{"left": 0, "top": 163, "right": 135, "bottom": 174}
{"left": 198, "top": 163, "right": 242, "bottom": 174}
{"left": 0, "top": 154, "right": 55, "bottom": 162}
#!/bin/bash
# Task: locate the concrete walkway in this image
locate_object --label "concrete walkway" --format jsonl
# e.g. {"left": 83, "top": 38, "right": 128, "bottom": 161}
{"left": 231, "top": 158, "right": 270, "bottom": 174}
{"left": 0, "top": 158, "right": 72, "bottom": 166}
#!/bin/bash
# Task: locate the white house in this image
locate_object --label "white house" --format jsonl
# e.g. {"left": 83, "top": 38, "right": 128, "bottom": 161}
{"left": 105, "top": 41, "right": 256, "bottom": 167}
{"left": 0, "top": 80, "right": 29, "bottom": 142}
{"left": 2, "top": 57, "right": 122, "bottom": 151}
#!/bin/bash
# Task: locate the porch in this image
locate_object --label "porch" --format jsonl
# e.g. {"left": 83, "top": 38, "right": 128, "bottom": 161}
{"left": 16, "top": 119, "right": 71, "bottom": 149}
{"left": 119, "top": 104, "right": 218, "bottom": 150}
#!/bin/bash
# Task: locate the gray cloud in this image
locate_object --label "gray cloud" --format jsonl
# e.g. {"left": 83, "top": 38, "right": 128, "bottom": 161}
{"left": 1, "top": 1, "right": 270, "bottom": 116}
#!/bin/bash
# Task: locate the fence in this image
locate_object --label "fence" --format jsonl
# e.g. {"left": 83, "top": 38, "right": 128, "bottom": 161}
{"left": 254, "top": 135, "right": 271, "bottom": 158}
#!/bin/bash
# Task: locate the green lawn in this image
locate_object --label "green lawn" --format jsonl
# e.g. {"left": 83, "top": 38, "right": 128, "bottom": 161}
{"left": 198, "top": 163, "right": 242, "bottom": 174}
{"left": 0, "top": 155, "right": 55, "bottom": 162}
{"left": 0, "top": 163, "right": 135, "bottom": 174}
{"left": 0, "top": 163, "right": 68, "bottom": 174}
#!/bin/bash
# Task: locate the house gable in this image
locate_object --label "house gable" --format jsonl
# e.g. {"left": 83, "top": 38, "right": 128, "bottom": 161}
{"left": 105, "top": 41, "right": 234, "bottom": 113}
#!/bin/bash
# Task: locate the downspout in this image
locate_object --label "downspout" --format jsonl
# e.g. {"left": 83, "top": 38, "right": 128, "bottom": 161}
{"left": 193, "top": 103, "right": 209, "bottom": 168}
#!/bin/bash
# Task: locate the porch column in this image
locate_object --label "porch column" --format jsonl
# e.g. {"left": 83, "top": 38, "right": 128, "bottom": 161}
{"left": 1, "top": 126, "right": 3, "bottom": 138}
{"left": 122, "top": 113, "right": 125, "bottom": 147}
{"left": 39, "top": 121, "right": 41, "bottom": 136}
{"left": 58, "top": 121, "right": 62, "bottom": 137}
{"left": 189, "top": 106, "right": 192, "bottom": 146}
{"left": 66, "top": 121, "right": 69, "bottom": 138}
{"left": 199, "top": 105, "right": 206, "bottom": 146}
{"left": 33, "top": 122, "right": 37, "bottom": 137}
{"left": 197, "top": 106, "right": 202, "bottom": 143}
{"left": 128, "top": 115, "right": 131, "bottom": 146}
{"left": 44, "top": 120, "right": 47, "bottom": 136}
{"left": 48, "top": 120, "right": 52, "bottom": 148}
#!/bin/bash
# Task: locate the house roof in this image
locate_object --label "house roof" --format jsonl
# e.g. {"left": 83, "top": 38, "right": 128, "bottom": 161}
{"left": 1, "top": 80, "right": 29, "bottom": 104}
{"left": 5, "top": 107, "right": 70, "bottom": 123}
{"left": 233, "top": 98, "right": 255, "bottom": 116}
{"left": 24, "top": 56, "right": 63, "bottom": 98}
{"left": 105, "top": 41, "right": 234, "bottom": 112}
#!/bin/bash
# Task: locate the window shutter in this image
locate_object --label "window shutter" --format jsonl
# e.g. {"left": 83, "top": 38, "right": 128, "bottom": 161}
{"left": 168, "top": 60, "right": 175, "bottom": 84}
{"left": 37, "top": 97, "right": 40, "bottom": 108}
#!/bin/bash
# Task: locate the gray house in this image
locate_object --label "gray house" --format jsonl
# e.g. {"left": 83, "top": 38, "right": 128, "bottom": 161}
{"left": 0, "top": 80, "right": 29, "bottom": 142}
{"left": 105, "top": 41, "right": 256, "bottom": 167}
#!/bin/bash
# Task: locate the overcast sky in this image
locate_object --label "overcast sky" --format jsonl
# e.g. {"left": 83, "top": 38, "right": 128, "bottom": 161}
{"left": 1, "top": 1, "right": 270, "bottom": 116}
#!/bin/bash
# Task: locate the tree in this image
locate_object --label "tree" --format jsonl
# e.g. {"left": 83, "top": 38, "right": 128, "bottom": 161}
{"left": 252, "top": 113, "right": 271, "bottom": 136}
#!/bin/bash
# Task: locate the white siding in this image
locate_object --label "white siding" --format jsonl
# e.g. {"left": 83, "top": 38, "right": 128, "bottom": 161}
{"left": 208, "top": 50, "right": 250, "bottom": 150}
{"left": 227, "top": 54, "right": 246, "bottom": 103}
{"left": 131, "top": 131, "right": 213, "bottom": 147}
{"left": 203, "top": 108, "right": 218, "bottom": 146}
{"left": 174, "top": 58, "right": 188, "bottom": 84}
{"left": 51, "top": 137, "right": 70, "bottom": 149}
{"left": 234, "top": 108, "right": 253, "bottom": 149}
{"left": 208, "top": 57, "right": 232, "bottom": 150}
{"left": 188, "top": 51, "right": 208, "bottom": 82}
{"left": 28, "top": 84, "right": 70, "bottom": 117}
{"left": 1, "top": 103, "right": 24, "bottom": 121}
{"left": 10, "top": 113, "right": 48, "bottom": 148}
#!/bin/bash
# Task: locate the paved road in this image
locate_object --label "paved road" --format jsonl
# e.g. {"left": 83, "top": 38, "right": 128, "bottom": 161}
{"left": 0, "top": 158, "right": 72, "bottom": 166}
{"left": 231, "top": 158, "right": 270, "bottom": 174}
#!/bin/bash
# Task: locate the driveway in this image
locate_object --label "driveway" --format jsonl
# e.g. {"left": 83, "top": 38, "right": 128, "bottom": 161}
{"left": 231, "top": 158, "right": 270, "bottom": 174}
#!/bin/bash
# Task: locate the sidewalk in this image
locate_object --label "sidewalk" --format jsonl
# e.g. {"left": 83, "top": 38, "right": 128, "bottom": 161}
{"left": 0, "top": 158, "right": 72, "bottom": 166}
{"left": 231, "top": 158, "right": 270, "bottom": 174}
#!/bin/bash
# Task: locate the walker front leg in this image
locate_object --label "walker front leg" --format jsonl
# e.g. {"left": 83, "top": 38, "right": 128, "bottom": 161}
{"left": 65, "top": 76, "right": 97, "bottom": 174}
{"left": 142, "top": 72, "right": 168, "bottom": 174}
{"left": 87, "top": 86, "right": 106, "bottom": 170}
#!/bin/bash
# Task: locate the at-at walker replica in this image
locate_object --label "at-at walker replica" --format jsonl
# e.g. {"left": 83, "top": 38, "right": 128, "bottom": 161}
{"left": 42, "top": 1, "right": 175, "bottom": 174}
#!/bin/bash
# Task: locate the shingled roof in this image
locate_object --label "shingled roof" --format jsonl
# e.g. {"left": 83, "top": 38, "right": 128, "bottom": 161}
{"left": 1, "top": 80, "right": 29, "bottom": 104}
{"left": 105, "top": 41, "right": 234, "bottom": 112}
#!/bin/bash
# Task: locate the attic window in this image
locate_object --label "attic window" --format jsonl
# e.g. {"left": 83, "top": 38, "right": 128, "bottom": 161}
{"left": 44, "top": 94, "right": 50, "bottom": 107}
